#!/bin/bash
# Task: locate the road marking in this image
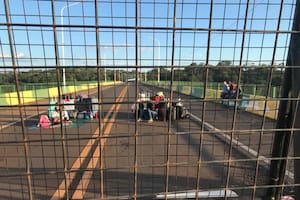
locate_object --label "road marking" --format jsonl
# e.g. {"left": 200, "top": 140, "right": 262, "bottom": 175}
{"left": 189, "top": 113, "right": 294, "bottom": 181}
{"left": 0, "top": 113, "right": 39, "bottom": 131}
{"left": 51, "top": 86, "right": 128, "bottom": 200}
{"left": 71, "top": 108, "right": 120, "bottom": 199}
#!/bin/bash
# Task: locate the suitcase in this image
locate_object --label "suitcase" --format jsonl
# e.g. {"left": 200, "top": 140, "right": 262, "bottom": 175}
{"left": 171, "top": 106, "right": 177, "bottom": 120}
{"left": 143, "top": 109, "right": 150, "bottom": 120}
{"left": 157, "top": 102, "right": 167, "bottom": 121}
{"left": 176, "top": 105, "right": 183, "bottom": 119}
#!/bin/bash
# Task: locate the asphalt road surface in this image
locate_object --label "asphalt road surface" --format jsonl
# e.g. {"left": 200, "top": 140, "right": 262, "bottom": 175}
{"left": 0, "top": 83, "right": 285, "bottom": 199}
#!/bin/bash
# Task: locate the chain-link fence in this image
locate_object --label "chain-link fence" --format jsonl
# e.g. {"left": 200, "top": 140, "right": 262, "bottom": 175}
{"left": 0, "top": 0, "right": 299, "bottom": 199}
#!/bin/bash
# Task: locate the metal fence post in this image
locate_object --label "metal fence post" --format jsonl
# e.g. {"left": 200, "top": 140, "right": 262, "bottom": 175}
{"left": 289, "top": 2, "right": 300, "bottom": 196}
{"left": 267, "top": 1, "right": 300, "bottom": 199}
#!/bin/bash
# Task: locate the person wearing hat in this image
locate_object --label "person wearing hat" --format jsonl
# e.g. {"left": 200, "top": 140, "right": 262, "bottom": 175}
{"left": 151, "top": 91, "right": 165, "bottom": 109}
{"left": 156, "top": 91, "right": 164, "bottom": 97}
{"left": 132, "top": 92, "right": 147, "bottom": 121}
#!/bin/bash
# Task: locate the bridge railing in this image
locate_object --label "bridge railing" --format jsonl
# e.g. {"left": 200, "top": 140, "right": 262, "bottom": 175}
{"left": 145, "top": 81, "right": 280, "bottom": 120}
{"left": 146, "top": 81, "right": 281, "bottom": 98}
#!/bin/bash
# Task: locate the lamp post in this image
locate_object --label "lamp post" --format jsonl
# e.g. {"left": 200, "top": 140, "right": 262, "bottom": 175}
{"left": 103, "top": 53, "right": 107, "bottom": 82}
{"left": 146, "top": 37, "right": 161, "bottom": 82}
{"left": 60, "top": 1, "right": 82, "bottom": 91}
{"left": 153, "top": 38, "right": 161, "bottom": 82}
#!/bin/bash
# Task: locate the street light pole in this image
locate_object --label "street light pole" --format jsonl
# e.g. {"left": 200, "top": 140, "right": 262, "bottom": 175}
{"left": 103, "top": 54, "right": 107, "bottom": 82}
{"left": 60, "top": 1, "right": 81, "bottom": 91}
{"left": 147, "top": 37, "right": 161, "bottom": 82}
{"left": 153, "top": 38, "right": 161, "bottom": 83}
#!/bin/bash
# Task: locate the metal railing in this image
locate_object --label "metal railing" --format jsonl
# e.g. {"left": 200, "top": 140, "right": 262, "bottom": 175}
{"left": 0, "top": 0, "right": 299, "bottom": 200}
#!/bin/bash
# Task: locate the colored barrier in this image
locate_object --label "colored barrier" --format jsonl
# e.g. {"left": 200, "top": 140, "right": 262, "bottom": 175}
{"left": 188, "top": 86, "right": 279, "bottom": 120}
{"left": 0, "top": 82, "right": 121, "bottom": 106}
{"left": 147, "top": 83, "right": 279, "bottom": 120}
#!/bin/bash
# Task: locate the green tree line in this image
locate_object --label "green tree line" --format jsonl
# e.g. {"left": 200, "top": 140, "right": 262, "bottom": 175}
{"left": 147, "top": 62, "right": 283, "bottom": 86}
{"left": 0, "top": 61, "right": 283, "bottom": 87}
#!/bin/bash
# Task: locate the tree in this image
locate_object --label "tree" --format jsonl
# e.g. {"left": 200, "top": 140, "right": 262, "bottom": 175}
{"left": 217, "top": 60, "right": 232, "bottom": 66}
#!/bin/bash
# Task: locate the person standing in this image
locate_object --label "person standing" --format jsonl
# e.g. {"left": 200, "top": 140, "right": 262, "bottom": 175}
{"left": 221, "top": 81, "right": 229, "bottom": 99}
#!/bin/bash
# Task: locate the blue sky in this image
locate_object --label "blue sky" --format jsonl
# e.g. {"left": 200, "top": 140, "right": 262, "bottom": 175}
{"left": 0, "top": 0, "right": 297, "bottom": 69}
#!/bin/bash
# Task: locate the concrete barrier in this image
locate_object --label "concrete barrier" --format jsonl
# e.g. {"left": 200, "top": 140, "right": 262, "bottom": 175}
{"left": 154, "top": 84, "right": 279, "bottom": 120}
{"left": 242, "top": 95, "right": 279, "bottom": 120}
{"left": 0, "top": 82, "right": 121, "bottom": 106}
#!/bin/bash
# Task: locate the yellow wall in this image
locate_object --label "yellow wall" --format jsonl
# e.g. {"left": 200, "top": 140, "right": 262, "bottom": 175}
{"left": 2, "top": 82, "right": 121, "bottom": 106}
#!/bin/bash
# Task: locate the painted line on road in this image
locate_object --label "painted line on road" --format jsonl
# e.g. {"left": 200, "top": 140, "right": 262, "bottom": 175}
{"left": 0, "top": 112, "right": 45, "bottom": 131}
{"left": 51, "top": 86, "right": 128, "bottom": 200}
{"left": 72, "top": 95, "right": 125, "bottom": 199}
{"left": 189, "top": 113, "right": 294, "bottom": 181}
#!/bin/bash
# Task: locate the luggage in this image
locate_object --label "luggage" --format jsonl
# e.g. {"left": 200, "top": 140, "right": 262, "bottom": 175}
{"left": 82, "top": 98, "right": 93, "bottom": 111}
{"left": 181, "top": 106, "right": 189, "bottom": 118}
{"left": 175, "top": 105, "right": 183, "bottom": 119}
{"left": 76, "top": 97, "right": 92, "bottom": 112}
{"left": 63, "top": 99, "right": 75, "bottom": 111}
{"left": 171, "top": 106, "right": 177, "bottom": 120}
{"left": 169, "top": 105, "right": 183, "bottom": 120}
{"left": 76, "top": 112, "right": 85, "bottom": 119}
{"left": 157, "top": 102, "right": 167, "bottom": 121}
{"left": 143, "top": 109, "right": 150, "bottom": 120}
{"left": 91, "top": 98, "right": 99, "bottom": 114}
{"left": 76, "top": 112, "right": 91, "bottom": 119}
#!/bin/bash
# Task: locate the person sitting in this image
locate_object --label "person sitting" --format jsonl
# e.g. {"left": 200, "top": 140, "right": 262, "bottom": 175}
{"left": 137, "top": 100, "right": 144, "bottom": 122}
{"left": 228, "top": 81, "right": 241, "bottom": 99}
{"left": 51, "top": 106, "right": 61, "bottom": 125}
{"left": 139, "top": 92, "right": 146, "bottom": 102}
{"left": 63, "top": 94, "right": 75, "bottom": 118}
{"left": 151, "top": 91, "right": 165, "bottom": 109}
{"left": 131, "top": 93, "right": 146, "bottom": 121}
{"left": 52, "top": 106, "right": 71, "bottom": 124}
{"left": 132, "top": 92, "right": 158, "bottom": 122}
{"left": 48, "top": 96, "right": 57, "bottom": 119}
{"left": 146, "top": 101, "right": 157, "bottom": 122}
{"left": 37, "top": 115, "right": 51, "bottom": 128}
{"left": 62, "top": 110, "right": 70, "bottom": 121}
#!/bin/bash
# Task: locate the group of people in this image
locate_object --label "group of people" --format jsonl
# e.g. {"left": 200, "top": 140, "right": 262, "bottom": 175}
{"left": 37, "top": 96, "right": 72, "bottom": 128}
{"left": 221, "top": 80, "right": 242, "bottom": 99}
{"left": 132, "top": 91, "right": 165, "bottom": 123}
{"left": 132, "top": 91, "right": 187, "bottom": 122}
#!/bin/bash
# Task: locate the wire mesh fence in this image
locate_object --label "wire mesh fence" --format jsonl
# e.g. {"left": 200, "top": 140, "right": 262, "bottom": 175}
{"left": 0, "top": 0, "right": 299, "bottom": 199}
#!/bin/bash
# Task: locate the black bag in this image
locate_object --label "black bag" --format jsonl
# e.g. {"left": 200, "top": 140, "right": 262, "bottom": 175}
{"left": 157, "top": 102, "right": 166, "bottom": 121}
{"left": 76, "top": 98, "right": 93, "bottom": 112}
{"left": 176, "top": 105, "right": 183, "bottom": 119}
{"left": 143, "top": 109, "right": 150, "bottom": 120}
{"left": 171, "top": 106, "right": 177, "bottom": 120}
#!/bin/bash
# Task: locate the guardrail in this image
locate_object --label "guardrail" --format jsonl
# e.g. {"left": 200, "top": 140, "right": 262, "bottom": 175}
{"left": 145, "top": 81, "right": 279, "bottom": 120}
{"left": 148, "top": 81, "right": 280, "bottom": 98}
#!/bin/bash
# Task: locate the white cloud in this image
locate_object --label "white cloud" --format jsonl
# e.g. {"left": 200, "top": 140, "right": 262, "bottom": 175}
{"left": 0, "top": 52, "right": 25, "bottom": 59}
